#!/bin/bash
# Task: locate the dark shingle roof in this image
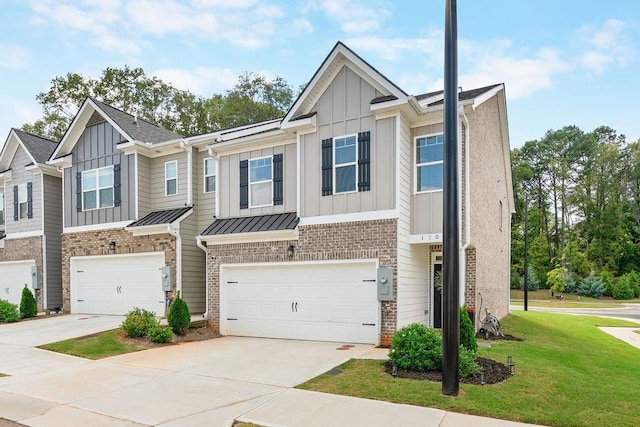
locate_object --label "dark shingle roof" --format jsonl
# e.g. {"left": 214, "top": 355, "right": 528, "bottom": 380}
{"left": 371, "top": 95, "right": 398, "bottom": 104}
{"left": 90, "top": 98, "right": 182, "bottom": 143}
{"left": 202, "top": 212, "right": 299, "bottom": 236}
{"left": 0, "top": 232, "right": 5, "bottom": 240}
{"left": 415, "top": 84, "right": 502, "bottom": 106}
{"left": 12, "top": 129, "right": 58, "bottom": 164}
{"left": 128, "top": 207, "right": 192, "bottom": 227}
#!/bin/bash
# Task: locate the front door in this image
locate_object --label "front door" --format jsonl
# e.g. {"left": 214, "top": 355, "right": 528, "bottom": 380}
{"left": 432, "top": 253, "right": 443, "bottom": 328}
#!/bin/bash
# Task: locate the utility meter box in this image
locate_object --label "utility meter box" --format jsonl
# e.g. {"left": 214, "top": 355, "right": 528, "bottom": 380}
{"left": 31, "top": 266, "right": 41, "bottom": 290}
{"left": 161, "top": 266, "right": 173, "bottom": 291}
{"left": 377, "top": 267, "right": 393, "bottom": 301}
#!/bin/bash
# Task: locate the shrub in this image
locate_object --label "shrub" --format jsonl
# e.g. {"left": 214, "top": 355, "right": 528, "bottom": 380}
{"left": 389, "top": 323, "right": 443, "bottom": 372}
{"left": 598, "top": 271, "right": 615, "bottom": 297}
{"left": 121, "top": 308, "right": 157, "bottom": 338}
{"left": 147, "top": 325, "right": 174, "bottom": 343}
{"left": 618, "top": 272, "right": 640, "bottom": 298}
{"left": 546, "top": 267, "right": 567, "bottom": 294}
{"left": 563, "top": 274, "right": 578, "bottom": 294}
{"left": 0, "top": 300, "right": 20, "bottom": 323}
{"left": 168, "top": 291, "right": 191, "bottom": 335}
{"left": 518, "top": 268, "right": 540, "bottom": 291}
{"left": 577, "top": 273, "right": 605, "bottom": 299}
{"left": 20, "top": 285, "right": 37, "bottom": 318}
{"left": 460, "top": 306, "right": 477, "bottom": 352}
{"left": 459, "top": 346, "right": 481, "bottom": 377}
{"left": 612, "top": 279, "right": 635, "bottom": 300}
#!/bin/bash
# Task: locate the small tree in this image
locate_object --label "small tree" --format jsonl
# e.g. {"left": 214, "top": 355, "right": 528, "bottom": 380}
{"left": 459, "top": 306, "right": 477, "bottom": 352}
{"left": 20, "top": 285, "right": 37, "bottom": 318}
{"left": 546, "top": 267, "right": 567, "bottom": 295}
{"left": 167, "top": 291, "right": 191, "bottom": 335}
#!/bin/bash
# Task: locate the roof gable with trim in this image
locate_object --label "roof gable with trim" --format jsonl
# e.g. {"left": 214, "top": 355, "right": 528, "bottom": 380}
{"left": 0, "top": 128, "right": 58, "bottom": 172}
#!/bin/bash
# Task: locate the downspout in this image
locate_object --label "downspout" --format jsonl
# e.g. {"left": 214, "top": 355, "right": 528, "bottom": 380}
{"left": 180, "top": 140, "right": 193, "bottom": 206}
{"left": 167, "top": 224, "right": 182, "bottom": 297}
{"left": 196, "top": 235, "right": 208, "bottom": 318}
{"left": 459, "top": 108, "right": 471, "bottom": 307}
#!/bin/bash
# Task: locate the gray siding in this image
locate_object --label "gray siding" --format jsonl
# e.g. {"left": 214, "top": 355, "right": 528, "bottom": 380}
{"left": 411, "top": 123, "right": 444, "bottom": 235}
{"left": 195, "top": 150, "right": 216, "bottom": 232}
{"left": 300, "top": 65, "right": 396, "bottom": 217}
{"left": 0, "top": 189, "right": 4, "bottom": 232}
{"left": 218, "top": 143, "right": 297, "bottom": 218}
{"left": 43, "top": 174, "right": 62, "bottom": 309}
{"left": 179, "top": 212, "right": 206, "bottom": 313}
{"left": 150, "top": 152, "right": 189, "bottom": 211}
{"left": 5, "top": 146, "right": 42, "bottom": 234}
{"left": 137, "top": 154, "right": 151, "bottom": 218}
{"left": 64, "top": 122, "right": 136, "bottom": 227}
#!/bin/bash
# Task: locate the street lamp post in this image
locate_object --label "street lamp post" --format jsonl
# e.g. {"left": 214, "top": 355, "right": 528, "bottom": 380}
{"left": 524, "top": 192, "right": 529, "bottom": 312}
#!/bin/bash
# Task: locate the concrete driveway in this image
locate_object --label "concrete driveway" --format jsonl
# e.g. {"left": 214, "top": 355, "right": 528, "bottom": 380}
{"left": 0, "top": 315, "right": 377, "bottom": 426}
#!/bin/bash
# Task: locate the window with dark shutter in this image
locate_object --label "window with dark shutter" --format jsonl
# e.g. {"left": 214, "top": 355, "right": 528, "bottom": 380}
{"left": 239, "top": 160, "right": 249, "bottom": 209}
{"left": 13, "top": 185, "right": 18, "bottom": 221}
{"left": 26, "top": 182, "right": 33, "bottom": 219}
{"left": 358, "top": 131, "right": 371, "bottom": 192}
{"left": 114, "top": 164, "right": 121, "bottom": 207}
{"left": 273, "top": 154, "right": 283, "bottom": 205}
{"left": 76, "top": 172, "right": 82, "bottom": 212}
{"left": 321, "top": 138, "right": 333, "bottom": 196}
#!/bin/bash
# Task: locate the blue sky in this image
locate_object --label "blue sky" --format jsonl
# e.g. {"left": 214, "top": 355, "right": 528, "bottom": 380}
{"left": 0, "top": 0, "right": 638, "bottom": 148}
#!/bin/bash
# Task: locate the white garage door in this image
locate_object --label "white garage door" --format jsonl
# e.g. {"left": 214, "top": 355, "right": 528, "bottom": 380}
{"left": 71, "top": 252, "right": 166, "bottom": 315}
{"left": 0, "top": 260, "right": 36, "bottom": 306}
{"left": 222, "top": 261, "right": 379, "bottom": 344}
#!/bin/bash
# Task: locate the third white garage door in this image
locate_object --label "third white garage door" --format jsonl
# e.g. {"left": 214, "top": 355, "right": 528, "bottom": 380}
{"left": 0, "top": 260, "right": 36, "bottom": 307}
{"left": 71, "top": 252, "right": 166, "bottom": 315}
{"left": 221, "top": 261, "right": 379, "bottom": 344}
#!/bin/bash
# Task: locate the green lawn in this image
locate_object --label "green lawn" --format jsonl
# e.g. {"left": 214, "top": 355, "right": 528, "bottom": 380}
{"left": 38, "top": 329, "right": 147, "bottom": 359}
{"left": 298, "top": 312, "right": 640, "bottom": 427}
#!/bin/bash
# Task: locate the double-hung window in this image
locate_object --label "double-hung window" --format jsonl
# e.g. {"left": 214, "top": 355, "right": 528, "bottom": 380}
{"left": 204, "top": 158, "right": 216, "bottom": 193}
{"left": 334, "top": 134, "right": 357, "bottom": 193}
{"left": 165, "top": 161, "right": 177, "bottom": 196}
{"left": 249, "top": 157, "right": 272, "bottom": 207}
{"left": 18, "top": 184, "right": 29, "bottom": 219}
{"left": 0, "top": 192, "right": 4, "bottom": 225}
{"left": 416, "top": 134, "right": 444, "bottom": 192}
{"left": 82, "top": 166, "right": 114, "bottom": 210}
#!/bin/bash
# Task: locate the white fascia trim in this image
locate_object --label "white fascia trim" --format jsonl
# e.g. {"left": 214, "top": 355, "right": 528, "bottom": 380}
{"left": 471, "top": 84, "right": 504, "bottom": 111}
{"left": 25, "top": 164, "right": 62, "bottom": 178}
{"left": 63, "top": 220, "right": 133, "bottom": 233}
{"left": 409, "top": 233, "right": 443, "bottom": 244}
{"left": 299, "top": 209, "right": 399, "bottom": 226}
{"left": 117, "top": 140, "right": 184, "bottom": 158}
{"left": 0, "top": 170, "right": 13, "bottom": 182}
{"left": 206, "top": 131, "right": 291, "bottom": 156}
{"left": 280, "top": 114, "right": 316, "bottom": 132}
{"left": 5, "top": 230, "right": 44, "bottom": 239}
{"left": 47, "top": 155, "right": 72, "bottom": 169}
{"left": 200, "top": 228, "right": 299, "bottom": 245}
{"left": 370, "top": 98, "right": 409, "bottom": 112}
{"left": 126, "top": 208, "right": 193, "bottom": 237}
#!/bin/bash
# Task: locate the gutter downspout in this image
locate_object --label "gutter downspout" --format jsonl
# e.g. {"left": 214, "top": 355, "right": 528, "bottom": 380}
{"left": 167, "top": 224, "right": 182, "bottom": 298}
{"left": 180, "top": 140, "right": 193, "bottom": 206}
{"left": 459, "top": 108, "right": 471, "bottom": 307}
{"left": 196, "top": 235, "right": 208, "bottom": 319}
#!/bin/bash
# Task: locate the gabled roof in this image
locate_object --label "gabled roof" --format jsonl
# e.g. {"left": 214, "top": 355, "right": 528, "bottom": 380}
{"left": 0, "top": 128, "right": 59, "bottom": 172}
{"left": 202, "top": 212, "right": 299, "bottom": 236}
{"left": 128, "top": 207, "right": 192, "bottom": 228}
{"left": 417, "top": 84, "right": 503, "bottom": 107}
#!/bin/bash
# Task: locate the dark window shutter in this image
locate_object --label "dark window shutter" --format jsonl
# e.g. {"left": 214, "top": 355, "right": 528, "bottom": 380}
{"left": 27, "top": 182, "right": 33, "bottom": 219}
{"left": 13, "top": 185, "right": 18, "bottom": 221}
{"left": 321, "top": 138, "right": 333, "bottom": 196}
{"left": 113, "top": 164, "right": 121, "bottom": 207}
{"left": 239, "top": 160, "right": 249, "bottom": 209}
{"left": 273, "top": 154, "right": 283, "bottom": 205}
{"left": 358, "top": 131, "right": 371, "bottom": 192}
{"left": 76, "top": 172, "right": 82, "bottom": 212}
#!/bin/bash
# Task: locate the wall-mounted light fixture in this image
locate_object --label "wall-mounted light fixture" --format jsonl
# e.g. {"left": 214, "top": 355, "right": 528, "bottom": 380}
{"left": 287, "top": 244, "right": 295, "bottom": 258}
{"left": 109, "top": 241, "right": 116, "bottom": 251}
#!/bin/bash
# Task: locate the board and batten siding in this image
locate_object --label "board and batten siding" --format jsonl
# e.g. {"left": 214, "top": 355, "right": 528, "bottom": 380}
{"left": 411, "top": 122, "right": 444, "bottom": 235}
{"left": 179, "top": 212, "right": 206, "bottom": 313}
{"left": 149, "top": 152, "right": 189, "bottom": 211}
{"left": 195, "top": 150, "right": 216, "bottom": 232}
{"left": 43, "top": 174, "right": 63, "bottom": 308}
{"left": 218, "top": 143, "right": 296, "bottom": 218}
{"left": 64, "top": 122, "right": 136, "bottom": 227}
{"left": 5, "top": 146, "right": 43, "bottom": 234}
{"left": 299, "top": 65, "right": 396, "bottom": 218}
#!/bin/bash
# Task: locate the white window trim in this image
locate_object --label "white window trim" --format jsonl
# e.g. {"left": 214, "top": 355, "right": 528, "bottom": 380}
{"left": 18, "top": 184, "right": 28, "bottom": 219}
{"left": 0, "top": 192, "right": 4, "bottom": 225}
{"left": 415, "top": 132, "right": 444, "bottom": 194}
{"left": 203, "top": 157, "right": 217, "bottom": 194}
{"left": 333, "top": 133, "right": 358, "bottom": 195}
{"left": 82, "top": 166, "right": 115, "bottom": 211}
{"left": 165, "top": 160, "right": 178, "bottom": 196}
{"left": 249, "top": 155, "right": 273, "bottom": 208}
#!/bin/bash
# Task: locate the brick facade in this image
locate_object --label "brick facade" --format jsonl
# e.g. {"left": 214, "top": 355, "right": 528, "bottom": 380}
{"left": 205, "top": 219, "right": 398, "bottom": 345}
{"left": 0, "top": 236, "right": 44, "bottom": 311}
{"left": 61, "top": 229, "right": 177, "bottom": 313}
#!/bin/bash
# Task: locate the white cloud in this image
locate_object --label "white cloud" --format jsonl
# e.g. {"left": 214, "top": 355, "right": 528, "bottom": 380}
{"left": 574, "top": 19, "right": 634, "bottom": 74}
{"left": 126, "top": 0, "right": 217, "bottom": 37}
{"left": 314, "top": 0, "right": 388, "bottom": 34}
{"left": 0, "top": 45, "right": 32, "bottom": 69}
{"left": 154, "top": 66, "right": 238, "bottom": 95}
{"left": 293, "top": 18, "right": 313, "bottom": 33}
{"left": 190, "top": 0, "right": 257, "bottom": 8}
{"left": 345, "top": 32, "right": 443, "bottom": 62}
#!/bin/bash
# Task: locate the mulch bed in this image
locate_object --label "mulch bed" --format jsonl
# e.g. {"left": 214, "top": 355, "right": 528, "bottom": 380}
{"left": 118, "top": 324, "right": 220, "bottom": 349}
{"left": 476, "top": 331, "right": 524, "bottom": 341}
{"left": 385, "top": 357, "right": 512, "bottom": 385}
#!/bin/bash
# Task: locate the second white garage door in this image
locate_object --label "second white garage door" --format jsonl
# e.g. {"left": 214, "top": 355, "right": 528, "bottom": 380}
{"left": 71, "top": 252, "right": 166, "bottom": 315}
{"left": 0, "top": 260, "right": 36, "bottom": 306}
{"left": 221, "top": 261, "right": 379, "bottom": 344}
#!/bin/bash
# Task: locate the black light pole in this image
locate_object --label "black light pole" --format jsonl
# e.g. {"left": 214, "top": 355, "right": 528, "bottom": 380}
{"left": 524, "top": 192, "right": 529, "bottom": 312}
{"left": 442, "top": 0, "right": 460, "bottom": 396}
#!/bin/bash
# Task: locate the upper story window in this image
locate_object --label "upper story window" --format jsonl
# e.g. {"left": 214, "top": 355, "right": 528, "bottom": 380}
{"left": 416, "top": 134, "right": 444, "bottom": 192}
{"left": 165, "top": 160, "right": 178, "bottom": 196}
{"left": 18, "top": 185, "right": 28, "bottom": 219}
{"left": 249, "top": 157, "right": 272, "bottom": 207}
{"left": 0, "top": 193, "right": 4, "bottom": 225}
{"left": 334, "top": 135, "right": 357, "bottom": 193}
{"left": 82, "top": 166, "right": 114, "bottom": 210}
{"left": 204, "top": 158, "right": 216, "bottom": 193}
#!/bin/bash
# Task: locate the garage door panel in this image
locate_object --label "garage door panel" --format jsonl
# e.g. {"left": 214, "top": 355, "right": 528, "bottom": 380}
{"left": 0, "top": 261, "right": 36, "bottom": 306}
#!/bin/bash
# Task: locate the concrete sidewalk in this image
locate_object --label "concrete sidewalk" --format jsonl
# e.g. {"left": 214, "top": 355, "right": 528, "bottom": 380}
{"left": 600, "top": 326, "right": 640, "bottom": 350}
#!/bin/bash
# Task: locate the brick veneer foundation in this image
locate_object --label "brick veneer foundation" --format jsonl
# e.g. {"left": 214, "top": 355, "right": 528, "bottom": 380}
{"left": 205, "top": 218, "right": 398, "bottom": 345}
{"left": 61, "top": 229, "right": 177, "bottom": 313}
{"left": 0, "top": 236, "right": 44, "bottom": 311}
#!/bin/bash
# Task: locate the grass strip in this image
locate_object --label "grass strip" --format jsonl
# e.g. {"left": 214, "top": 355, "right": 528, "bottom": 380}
{"left": 38, "top": 329, "right": 146, "bottom": 360}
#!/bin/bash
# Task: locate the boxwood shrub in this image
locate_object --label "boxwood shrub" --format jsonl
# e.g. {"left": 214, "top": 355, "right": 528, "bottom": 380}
{"left": 0, "top": 300, "right": 19, "bottom": 323}
{"left": 121, "top": 308, "right": 157, "bottom": 338}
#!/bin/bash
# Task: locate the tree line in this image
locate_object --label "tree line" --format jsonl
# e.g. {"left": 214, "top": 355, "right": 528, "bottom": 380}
{"left": 511, "top": 125, "right": 640, "bottom": 298}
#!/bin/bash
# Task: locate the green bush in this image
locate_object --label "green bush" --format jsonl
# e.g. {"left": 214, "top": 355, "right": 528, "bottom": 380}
{"left": 459, "top": 346, "right": 481, "bottom": 377}
{"left": 518, "top": 268, "right": 540, "bottom": 291}
{"left": 577, "top": 273, "right": 605, "bottom": 299}
{"left": 121, "top": 308, "right": 157, "bottom": 338}
{"left": 168, "top": 291, "right": 191, "bottom": 335}
{"left": 618, "top": 272, "right": 640, "bottom": 298}
{"left": 460, "top": 306, "right": 477, "bottom": 352}
{"left": 0, "top": 299, "right": 20, "bottom": 323}
{"left": 598, "top": 271, "right": 615, "bottom": 297}
{"left": 20, "top": 285, "right": 37, "bottom": 318}
{"left": 389, "top": 323, "right": 443, "bottom": 372}
{"left": 563, "top": 274, "right": 578, "bottom": 294}
{"left": 147, "top": 325, "right": 174, "bottom": 343}
{"left": 612, "top": 279, "right": 635, "bottom": 300}
{"left": 546, "top": 267, "right": 568, "bottom": 294}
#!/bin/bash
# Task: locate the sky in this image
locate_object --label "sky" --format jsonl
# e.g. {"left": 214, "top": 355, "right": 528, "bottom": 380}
{"left": 0, "top": 0, "right": 638, "bottom": 149}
